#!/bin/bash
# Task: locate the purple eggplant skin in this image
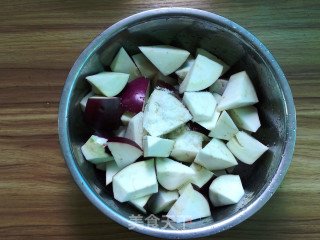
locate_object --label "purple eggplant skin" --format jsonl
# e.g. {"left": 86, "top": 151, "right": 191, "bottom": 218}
{"left": 155, "top": 80, "right": 178, "bottom": 92}
{"left": 107, "top": 137, "right": 143, "bottom": 151}
{"left": 120, "top": 77, "right": 150, "bottom": 113}
{"left": 84, "top": 97, "right": 123, "bottom": 131}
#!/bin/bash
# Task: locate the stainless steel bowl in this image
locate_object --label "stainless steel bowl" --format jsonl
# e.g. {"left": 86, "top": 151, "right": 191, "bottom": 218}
{"left": 58, "top": 8, "right": 296, "bottom": 239}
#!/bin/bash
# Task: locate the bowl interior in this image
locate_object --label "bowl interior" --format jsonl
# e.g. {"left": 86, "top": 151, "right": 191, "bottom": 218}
{"left": 65, "top": 13, "right": 288, "bottom": 234}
